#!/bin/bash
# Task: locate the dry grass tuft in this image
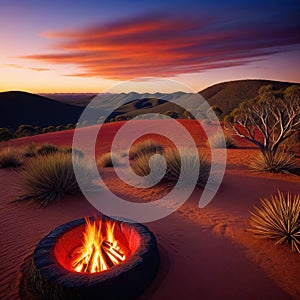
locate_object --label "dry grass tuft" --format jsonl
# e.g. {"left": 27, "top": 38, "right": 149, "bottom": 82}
{"left": 209, "top": 131, "right": 236, "bottom": 149}
{"left": 0, "top": 147, "right": 23, "bottom": 168}
{"left": 97, "top": 152, "right": 125, "bottom": 168}
{"left": 21, "top": 142, "right": 37, "bottom": 158}
{"left": 164, "top": 147, "right": 210, "bottom": 188}
{"left": 61, "top": 146, "right": 84, "bottom": 158}
{"left": 131, "top": 147, "right": 210, "bottom": 188}
{"left": 250, "top": 150, "right": 297, "bottom": 173}
{"left": 131, "top": 152, "right": 166, "bottom": 186}
{"left": 129, "top": 139, "right": 164, "bottom": 159}
{"left": 16, "top": 152, "right": 96, "bottom": 206}
{"left": 36, "top": 143, "right": 60, "bottom": 156}
{"left": 249, "top": 190, "right": 300, "bottom": 253}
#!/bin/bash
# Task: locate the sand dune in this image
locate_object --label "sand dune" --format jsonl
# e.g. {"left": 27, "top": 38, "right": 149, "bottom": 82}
{"left": 0, "top": 121, "right": 299, "bottom": 299}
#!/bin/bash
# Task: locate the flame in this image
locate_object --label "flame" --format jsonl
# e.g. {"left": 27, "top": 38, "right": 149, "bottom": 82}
{"left": 72, "top": 218, "right": 126, "bottom": 273}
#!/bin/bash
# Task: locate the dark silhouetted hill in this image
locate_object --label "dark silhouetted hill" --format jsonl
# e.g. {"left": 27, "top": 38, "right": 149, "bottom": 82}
{"left": 1, "top": 80, "right": 298, "bottom": 130}
{"left": 0, "top": 91, "right": 85, "bottom": 130}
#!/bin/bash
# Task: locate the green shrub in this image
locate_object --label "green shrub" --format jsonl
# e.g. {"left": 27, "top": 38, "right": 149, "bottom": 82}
{"left": 250, "top": 150, "right": 296, "bottom": 173}
{"left": 16, "top": 152, "right": 96, "bottom": 206}
{"left": 0, "top": 147, "right": 23, "bottom": 168}
{"left": 249, "top": 190, "right": 300, "bottom": 253}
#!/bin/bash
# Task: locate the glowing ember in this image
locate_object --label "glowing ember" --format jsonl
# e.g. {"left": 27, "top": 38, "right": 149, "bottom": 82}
{"left": 71, "top": 218, "right": 126, "bottom": 273}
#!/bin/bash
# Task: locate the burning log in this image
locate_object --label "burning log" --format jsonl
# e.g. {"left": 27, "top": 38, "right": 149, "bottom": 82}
{"left": 102, "top": 241, "right": 124, "bottom": 263}
{"left": 100, "top": 244, "right": 115, "bottom": 268}
{"left": 26, "top": 216, "right": 160, "bottom": 300}
{"left": 70, "top": 218, "right": 126, "bottom": 273}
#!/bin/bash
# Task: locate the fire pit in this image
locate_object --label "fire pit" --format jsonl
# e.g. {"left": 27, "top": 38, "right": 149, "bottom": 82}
{"left": 25, "top": 216, "right": 159, "bottom": 300}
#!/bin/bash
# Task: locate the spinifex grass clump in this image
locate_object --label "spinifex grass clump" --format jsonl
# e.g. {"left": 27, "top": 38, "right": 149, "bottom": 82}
{"left": 164, "top": 147, "right": 210, "bottom": 188}
{"left": 249, "top": 190, "right": 300, "bottom": 253}
{"left": 250, "top": 150, "right": 296, "bottom": 173}
{"left": 97, "top": 152, "right": 125, "bottom": 168}
{"left": 16, "top": 152, "right": 96, "bottom": 206}
{"left": 129, "top": 139, "right": 164, "bottom": 160}
{"left": 37, "top": 143, "right": 60, "bottom": 156}
{"left": 209, "top": 131, "right": 236, "bottom": 149}
{"left": 0, "top": 147, "right": 23, "bottom": 168}
{"left": 131, "top": 151, "right": 167, "bottom": 186}
{"left": 61, "top": 146, "right": 84, "bottom": 158}
{"left": 131, "top": 146, "right": 210, "bottom": 188}
{"left": 21, "top": 142, "right": 37, "bottom": 158}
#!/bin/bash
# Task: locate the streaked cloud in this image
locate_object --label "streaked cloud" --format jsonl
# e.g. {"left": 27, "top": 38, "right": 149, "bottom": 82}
{"left": 21, "top": 13, "right": 300, "bottom": 79}
{"left": 5, "top": 63, "right": 50, "bottom": 72}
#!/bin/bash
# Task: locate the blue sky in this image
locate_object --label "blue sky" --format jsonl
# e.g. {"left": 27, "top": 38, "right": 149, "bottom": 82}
{"left": 0, "top": 0, "right": 299, "bottom": 92}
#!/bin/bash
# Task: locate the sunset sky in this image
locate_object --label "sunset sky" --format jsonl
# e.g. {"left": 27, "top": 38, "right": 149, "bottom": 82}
{"left": 0, "top": 0, "right": 299, "bottom": 93}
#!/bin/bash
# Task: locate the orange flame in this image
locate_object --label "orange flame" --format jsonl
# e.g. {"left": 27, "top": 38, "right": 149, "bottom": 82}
{"left": 72, "top": 218, "right": 125, "bottom": 273}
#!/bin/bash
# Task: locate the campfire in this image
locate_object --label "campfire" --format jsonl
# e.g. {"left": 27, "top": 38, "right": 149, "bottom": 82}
{"left": 71, "top": 218, "right": 126, "bottom": 273}
{"left": 24, "top": 216, "right": 159, "bottom": 299}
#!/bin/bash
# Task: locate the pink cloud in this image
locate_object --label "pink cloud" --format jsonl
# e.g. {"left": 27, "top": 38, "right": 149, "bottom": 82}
{"left": 21, "top": 14, "right": 300, "bottom": 79}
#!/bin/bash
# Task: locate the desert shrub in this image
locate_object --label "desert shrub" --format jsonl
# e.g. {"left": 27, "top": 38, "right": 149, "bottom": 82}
{"left": 16, "top": 125, "right": 36, "bottom": 137}
{"left": 129, "top": 139, "right": 164, "bottom": 160}
{"left": 21, "top": 142, "right": 37, "bottom": 158}
{"left": 16, "top": 152, "right": 96, "bottom": 206}
{"left": 61, "top": 147, "right": 84, "bottom": 158}
{"left": 0, "top": 128, "right": 14, "bottom": 141}
{"left": 131, "top": 151, "right": 167, "bottom": 186}
{"left": 164, "top": 111, "right": 178, "bottom": 119}
{"left": 0, "top": 147, "right": 23, "bottom": 168}
{"left": 56, "top": 125, "right": 65, "bottom": 131}
{"left": 201, "top": 119, "right": 211, "bottom": 125}
{"left": 33, "top": 126, "right": 42, "bottom": 134}
{"left": 42, "top": 126, "right": 56, "bottom": 133}
{"left": 164, "top": 147, "right": 210, "bottom": 188}
{"left": 225, "top": 85, "right": 300, "bottom": 174}
{"left": 115, "top": 115, "right": 127, "bottom": 122}
{"left": 97, "top": 152, "right": 125, "bottom": 168}
{"left": 37, "top": 143, "right": 59, "bottom": 156}
{"left": 209, "top": 131, "right": 236, "bottom": 148}
{"left": 250, "top": 150, "right": 296, "bottom": 173}
{"left": 249, "top": 190, "right": 300, "bottom": 253}
{"left": 65, "top": 123, "right": 75, "bottom": 130}
{"left": 131, "top": 147, "right": 210, "bottom": 188}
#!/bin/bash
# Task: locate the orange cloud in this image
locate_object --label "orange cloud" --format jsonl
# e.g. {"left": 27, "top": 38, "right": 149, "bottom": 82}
{"left": 21, "top": 14, "right": 300, "bottom": 79}
{"left": 6, "top": 63, "right": 50, "bottom": 72}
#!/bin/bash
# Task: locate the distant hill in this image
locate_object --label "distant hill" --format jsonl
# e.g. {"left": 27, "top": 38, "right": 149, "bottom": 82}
{"left": 0, "top": 91, "right": 86, "bottom": 130}
{"left": 1, "top": 80, "right": 298, "bottom": 130}
{"left": 199, "top": 79, "right": 298, "bottom": 117}
{"left": 45, "top": 79, "right": 299, "bottom": 119}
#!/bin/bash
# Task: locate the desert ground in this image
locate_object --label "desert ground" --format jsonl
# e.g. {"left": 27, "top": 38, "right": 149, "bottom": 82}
{"left": 0, "top": 120, "right": 299, "bottom": 300}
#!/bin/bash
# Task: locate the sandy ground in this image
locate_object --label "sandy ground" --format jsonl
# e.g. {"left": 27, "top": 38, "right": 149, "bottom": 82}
{"left": 0, "top": 120, "right": 299, "bottom": 300}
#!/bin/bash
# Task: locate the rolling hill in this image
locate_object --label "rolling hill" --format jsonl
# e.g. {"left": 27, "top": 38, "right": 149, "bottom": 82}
{"left": 199, "top": 79, "right": 297, "bottom": 117}
{"left": 0, "top": 91, "right": 99, "bottom": 130}
{"left": 1, "top": 80, "right": 298, "bottom": 130}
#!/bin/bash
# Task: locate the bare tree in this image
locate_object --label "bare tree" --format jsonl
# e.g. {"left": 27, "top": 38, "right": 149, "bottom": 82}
{"left": 225, "top": 85, "right": 300, "bottom": 155}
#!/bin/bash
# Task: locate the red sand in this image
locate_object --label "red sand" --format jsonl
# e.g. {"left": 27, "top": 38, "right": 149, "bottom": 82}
{"left": 0, "top": 120, "right": 299, "bottom": 300}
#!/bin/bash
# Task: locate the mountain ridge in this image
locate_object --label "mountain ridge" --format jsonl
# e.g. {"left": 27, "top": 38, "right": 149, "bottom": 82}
{"left": 1, "top": 79, "right": 298, "bottom": 129}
